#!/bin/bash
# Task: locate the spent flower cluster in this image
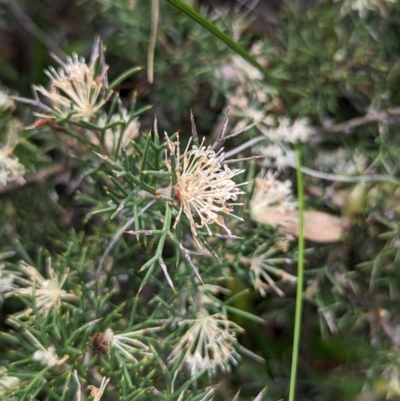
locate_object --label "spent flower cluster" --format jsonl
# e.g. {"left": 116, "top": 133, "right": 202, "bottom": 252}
{"left": 250, "top": 170, "right": 296, "bottom": 227}
{"left": 254, "top": 117, "right": 315, "bottom": 170}
{"left": 9, "top": 260, "right": 77, "bottom": 317}
{"left": 164, "top": 134, "right": 246, "bottom": 245}
{"left": 250, "top": 237, "right": 296, "bottom": 297}
{"left": 169, "top": 310, "right": 243, "bottom": 376}
{"left": 15, "top": 37, "right": 111, "bottom": 122}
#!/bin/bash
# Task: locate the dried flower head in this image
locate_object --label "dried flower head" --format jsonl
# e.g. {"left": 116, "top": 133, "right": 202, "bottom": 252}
{"left": 164, "top": 134, "right": 246, "bottom": 245}
{"left": 87, "top": 377, "right": 110, "bottom": 401}
{"left": 250, "top": 238, "right": 296, "bottom": 297}
{"left": 15, "top": 37, "right": 111, "bottom": 121}
{"left": 169, "top": 311, "right": 243, "bottom": 376}
{"left": 11, "top": 259, "right": 77, "bottom": 316}
{"left": 101, "top": 327, "right": 161, "bottom": 362}
{"left": 0, "top": 123, "right": 25, "bottom": 186}
{"left": 250, "top": 171, "right": 296, "bottom": 227}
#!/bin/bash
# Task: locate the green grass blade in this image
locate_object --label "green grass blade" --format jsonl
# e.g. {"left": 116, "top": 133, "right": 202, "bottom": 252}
{"left": 164, "top": 0, "right": 286, "bottom": 99}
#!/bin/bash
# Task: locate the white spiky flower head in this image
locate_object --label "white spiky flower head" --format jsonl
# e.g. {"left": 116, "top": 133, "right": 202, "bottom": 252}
{"left": 15, "top": 37, "right": 111, "bottom": 122}
{"left": 169, "top": 310, "right": 243, "bottom": 376}
{"left": 162, "top": 134, "right": 246, "bottom": 246}
{"left": 10, "top": 259, "right": 77, "bottom": 317}
{"left": 250, "top": 171, "right": 296, "bottom": 227}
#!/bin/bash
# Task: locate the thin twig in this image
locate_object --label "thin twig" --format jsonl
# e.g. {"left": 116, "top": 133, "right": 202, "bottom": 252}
{"left": 318, "top": 107, "right": 400, "bottom": 134}
{"left": 223, "top": 135, "right": 398, "bottom": 183}
{"left": 224, "top": 120, "right": 260, "bottom": 141}
{"left": 0, "top": 161, "right": 79, "bottom": 196}
{"left": 222, "top": 155, "right": 264, "bottom": 164}
{"left": 221, "top": 136, "right": 266, "bottom": 160}
{"left": 211, "top": 106, "right": 231, "bottom": 151}
{"left": 297, "top": 165, "right": 399, "bottom": 183}
{"left": 147, "top": 0, "right": 159, "bottom": 83}
{"left": 153, "top": 115, "right": 159, "bottom": 140}
{"left": 190, "top": 110, "right": 199, "bottom": 143}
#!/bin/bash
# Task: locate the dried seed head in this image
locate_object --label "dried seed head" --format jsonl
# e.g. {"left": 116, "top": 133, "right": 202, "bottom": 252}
{"left": 92, "top": 332, "right": 110, "bottom": 354}
{"left": 165, "top": 134, "right": 246, "bottom": 245}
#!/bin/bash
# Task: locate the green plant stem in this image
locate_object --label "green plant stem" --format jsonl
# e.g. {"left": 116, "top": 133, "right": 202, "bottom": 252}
{"left": 108, "top": 66, "right": 143, "bottom": 90}
{"left": 288, "top": 145, "right": 305, "bottom": 401}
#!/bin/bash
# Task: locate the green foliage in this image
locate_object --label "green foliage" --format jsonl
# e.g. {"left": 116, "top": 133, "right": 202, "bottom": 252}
{"left": 1, "top": 0, "right": 400, "bottom": 400}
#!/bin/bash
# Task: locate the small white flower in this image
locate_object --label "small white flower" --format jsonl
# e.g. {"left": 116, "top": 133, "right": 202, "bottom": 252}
{"left": 261, "top": 117, "right": 314, "bottom": 144}
{"left": 163, "top": 134, "right": 246, "bottom": 245}
{"left": 255, "top": 143, "right": 295, "bottom": 171}
{"left": 169, "top": 311, "right": 243, "bottom": 376}
{"left": 11, "top": 259, "right": 77, "bottom": 316}
{"left": 0, "top": 367, "right": 20, "bottom": 396}
{"left": 33, "top": 345, "right": 59, "bottom": 368}
{"left": 250, "top": 171, "right": 296, "bottom": 227}
{"left": 0, "top": 123, "right": 25, "bottom": 186}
